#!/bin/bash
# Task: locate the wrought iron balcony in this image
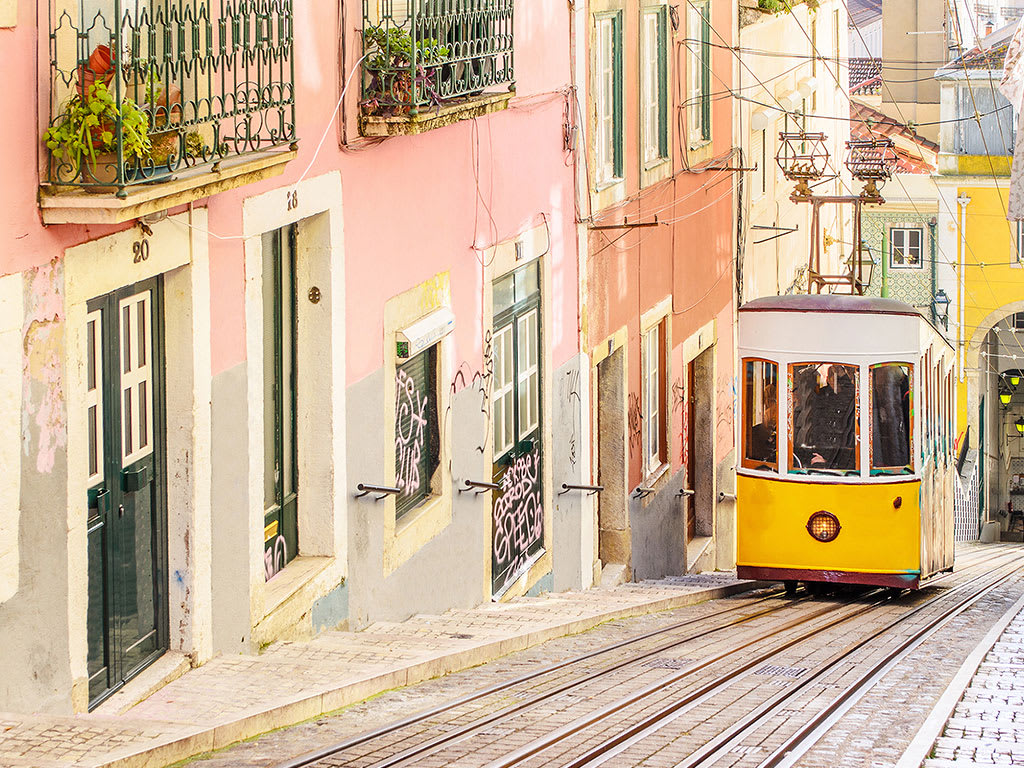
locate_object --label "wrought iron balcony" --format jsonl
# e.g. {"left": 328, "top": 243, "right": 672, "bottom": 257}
{"left": 360, "top": 0, "right": 515, "bottom": 134}
{"left": 44, "top": 0, "right": 295, "bottom": 203}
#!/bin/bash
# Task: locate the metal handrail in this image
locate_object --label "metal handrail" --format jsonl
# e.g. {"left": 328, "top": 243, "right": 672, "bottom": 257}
{"left": 355, "top": 483, "right": 401, "bottom": 500}
{"left": 461, "top": 479, "right": 500, "bottom": 494}
{"left": 560, "top": 483, "right": 603, "bottom": 496}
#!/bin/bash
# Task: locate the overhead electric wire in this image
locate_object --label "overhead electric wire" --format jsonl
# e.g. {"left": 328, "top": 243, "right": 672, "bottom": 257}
{"left": 835, "top": 0, "right": 1024, "bottom": 372}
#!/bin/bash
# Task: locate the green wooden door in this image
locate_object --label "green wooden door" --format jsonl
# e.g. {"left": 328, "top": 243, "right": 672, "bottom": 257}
{"left": 86, "top": 278, "right": 167, "bottom": 709}
{"left": 263, "top": 225, "right": 298, "bottom": 580}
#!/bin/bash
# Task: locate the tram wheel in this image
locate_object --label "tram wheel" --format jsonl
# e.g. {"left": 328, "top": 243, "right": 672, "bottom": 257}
{"left": 784, "top": 580, "right": 798, "bottom": 597}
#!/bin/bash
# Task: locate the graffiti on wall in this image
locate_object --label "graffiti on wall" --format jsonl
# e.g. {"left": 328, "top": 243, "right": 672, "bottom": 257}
{"left": 265, "top": 535, "right": 288, "bottom": 581}
{"left": 492, "top": 446, "right": 543, "bottom": 591}
{"left": 627, "top": 393, "right": 643, "bottom": 456}
{"left": 395, "top": 368, "right": 429, "bottom": 496}
{"left": 449, "top": 329, "right": 494, "bottom": 456}
{"left": 564, "top": 369, "right": 581, "bottom": 468}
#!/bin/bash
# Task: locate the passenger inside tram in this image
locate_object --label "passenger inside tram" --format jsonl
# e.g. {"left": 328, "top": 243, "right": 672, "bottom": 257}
{"left": 791, "top": 363, "right": 858, "bottom": 474}
{"left": 743, "top": 359, "right": 778, "bottom": 469}
{"left": 870, "top": 363, "right": 912, "bottom": 474}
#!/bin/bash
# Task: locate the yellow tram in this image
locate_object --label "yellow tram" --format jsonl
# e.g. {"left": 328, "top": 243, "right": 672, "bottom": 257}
{"left": 736, "top": 295, "right": 956, "bottom": 591}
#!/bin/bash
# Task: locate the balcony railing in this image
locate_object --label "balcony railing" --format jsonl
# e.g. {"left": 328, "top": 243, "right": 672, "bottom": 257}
{"left": 360, "top": 0, "right": 514, "bottom": 120}
{"left": 45, "top": 0, "right": 295, "bottom": 196}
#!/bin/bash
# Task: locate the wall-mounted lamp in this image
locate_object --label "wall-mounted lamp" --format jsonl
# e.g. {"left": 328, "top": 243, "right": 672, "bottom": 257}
{"left": 932, "top": 289, "right": 950, "bottom": 331}
{"left": 1000, "top": 385, "right": 1013, "bottom": 407}
{"left": 1015, "top": 416, "right": 1024, "bottom": 436}
{"left": 1012, "top": 373, "right": 1021, "bottom": 388}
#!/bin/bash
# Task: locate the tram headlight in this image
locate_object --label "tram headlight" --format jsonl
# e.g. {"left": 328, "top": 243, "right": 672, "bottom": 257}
{"left": 806, "top": 511, "right": 841, "bottom": 542}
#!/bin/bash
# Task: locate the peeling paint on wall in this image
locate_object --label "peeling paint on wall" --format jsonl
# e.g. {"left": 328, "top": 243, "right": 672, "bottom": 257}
{"left": 22, "top": 259, "right": 66, "bottom": 475}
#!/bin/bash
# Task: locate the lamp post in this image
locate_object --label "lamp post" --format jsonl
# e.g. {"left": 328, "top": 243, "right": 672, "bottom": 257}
{"left": 1000, "top": 384, "right": 1013, "bottom": 408}
{"left": 932, "top": 288, "right": 950, "bottom": 331}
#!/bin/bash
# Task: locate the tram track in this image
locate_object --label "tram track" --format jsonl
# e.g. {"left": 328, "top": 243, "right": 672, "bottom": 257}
{"left": 271, "top": 548, "right": 1020, "bottom": 768}
{"left": 526, "top": 557, "right": 1024, "bottom": 768}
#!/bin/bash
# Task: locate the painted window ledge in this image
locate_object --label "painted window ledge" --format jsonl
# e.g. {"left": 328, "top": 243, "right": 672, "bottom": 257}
{"left": 39, "top": 149, "right": 297, "bottom": 225}
{"left": 360, "top": 92, "right": 514, "bottom": 137}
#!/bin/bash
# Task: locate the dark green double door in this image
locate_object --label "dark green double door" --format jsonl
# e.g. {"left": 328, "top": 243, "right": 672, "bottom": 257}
{"left": 86, "top": 278, "right": 167, "bottom": 708}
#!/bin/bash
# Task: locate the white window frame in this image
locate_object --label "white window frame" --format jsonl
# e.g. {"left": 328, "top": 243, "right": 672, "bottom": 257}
{"left": 686, "top": 1, "right": 710, "bottom": 149}
{"left": 492, "top": 323, "right": 516, "bottom": 456}
{"left": 118, "top": 290, "right": 154, "bottom": 466}
{"left": 641, "top": 7, "right": 666, "bottom": 167}
{"left": 86, "top": 309, "right": 104, "bottom": 487}
{"left": 595, "top": 14, "right": 618, "bottom": 186}
{"left": 889, "top": 226, "right": 924, "bottom": 269}
{"left": 516, "top": 308, "right": 540, "bottom": 438}
{"left": 642, "top": 323, "right": 663, "bottom": 477}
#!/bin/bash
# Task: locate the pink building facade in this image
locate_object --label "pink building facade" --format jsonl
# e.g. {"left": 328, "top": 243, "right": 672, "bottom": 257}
{"left": 575, "top": 0, "right": 738, "bottom": 584}
{"left": 0, "top": 0, "right": 590, "bottom": 714}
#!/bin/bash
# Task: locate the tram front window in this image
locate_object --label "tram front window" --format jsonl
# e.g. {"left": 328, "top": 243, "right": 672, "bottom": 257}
{"left": 790, "top": 362, "right": 859, "bottom": 475}
{"left": 871, "top": 363, "right": 913, "bottom": 475}
{"left": 742, "top": 359, "right": 778, "bottom": 471}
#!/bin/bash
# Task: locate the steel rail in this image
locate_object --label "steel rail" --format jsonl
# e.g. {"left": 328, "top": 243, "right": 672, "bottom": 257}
{"left": 754, "top": 562, "right": 1024, "bottom": 768}
{"left": 556, "top": 556, "right": 1024, "bottom": 768}
{"left": 492, "top": 554, "right": 1021, "bottom": 768}
{"left": 271, "top": 586, "right": 790, "bottom": 768}
{"left": 272, "top": 549, "right": 1008, "bottom": 768}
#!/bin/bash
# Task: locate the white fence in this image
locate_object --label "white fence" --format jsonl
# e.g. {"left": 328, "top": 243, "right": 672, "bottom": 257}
{"left": 954, "top": 450, "right": 980, "bottom": 542}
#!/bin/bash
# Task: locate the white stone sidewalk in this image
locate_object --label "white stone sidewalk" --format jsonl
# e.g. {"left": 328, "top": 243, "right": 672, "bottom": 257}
{"left": 0, "top": 572, "right": 755, "bottom": 768}
{"left": 899, "top": 589, "right": 1024, "bottom": 767}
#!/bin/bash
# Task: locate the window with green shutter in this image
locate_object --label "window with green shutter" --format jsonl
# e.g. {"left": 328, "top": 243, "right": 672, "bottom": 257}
{"left": 641, "top": 7, "right": 669, "bottom": 165}
{"left": 595, "top": 11, "right": 624, "bottom": 185}
{"left": 687, "top": 1, "right": 711, "bottom": 147}
{"left": 395, "top": 345, "right": 440, "bottom": 519}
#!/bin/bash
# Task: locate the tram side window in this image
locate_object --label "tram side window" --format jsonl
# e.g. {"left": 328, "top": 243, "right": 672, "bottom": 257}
{"left": 742, "top": 359, "right": 778, "bottom": 471}
{"left": 790, "top": 363, "right": 859, "bottom": 474}
{"left": 871, "top": 363, "right": 913, "bottom": 475}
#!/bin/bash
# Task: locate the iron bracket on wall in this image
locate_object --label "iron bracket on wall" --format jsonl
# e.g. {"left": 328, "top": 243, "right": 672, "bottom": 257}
{"left": 678, "top": 488, "right": 695, "bottom": 498}
{"left": 718, "top": 492, "right": 737, "bottom": 503}
{"left": 590, "top": 216, "right": 663, "bottom": 231}
{"left": 560, "top": 483, "right": 604, "bottom": 496}
{"left": 461, "top": 479, "right": 501, "bottom": 494}
{"left": 633, "top": 487, "right": 656, "bottom": 500}
{"left": 355, "top": 483, "right": 401, "bottom": 500}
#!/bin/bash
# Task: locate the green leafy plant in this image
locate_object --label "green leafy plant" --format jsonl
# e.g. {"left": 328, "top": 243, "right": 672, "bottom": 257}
{"left": 362, "top": 25, "right": 451, "bottom": 114}
{"left": 757, "top": 0, "right": 819, "bottom": 12}
{"left": 43, "top": 82, "right": 151, "bottom": 179}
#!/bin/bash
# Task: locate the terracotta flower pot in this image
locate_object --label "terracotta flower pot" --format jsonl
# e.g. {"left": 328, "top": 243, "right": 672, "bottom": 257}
{"left": 77, "top": 45, "right": 114, "bottom": 97}
{"left": 81, "top": 151, "right": 121, "bottom": 193}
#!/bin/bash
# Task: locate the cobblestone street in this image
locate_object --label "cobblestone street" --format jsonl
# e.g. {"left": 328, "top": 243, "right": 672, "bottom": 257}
{"left": 168, "top": 544, "right": 1024, "bottom": 768}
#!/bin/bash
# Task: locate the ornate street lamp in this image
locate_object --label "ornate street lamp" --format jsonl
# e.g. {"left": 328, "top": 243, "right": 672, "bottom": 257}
{"left": 932, "top": 288, "right": 950, "bottom": 330}
{"left": 776, "top": 131, "right": 831, "bottom": 199}
{"left": 1000, "top": 384, "right": 1013, "bottom": 407}
{"left": 1016, "top": 416, "right": 1024, "bottom": 436}
{"left": 845, "top": 138, "right": 896, "bottom": 202}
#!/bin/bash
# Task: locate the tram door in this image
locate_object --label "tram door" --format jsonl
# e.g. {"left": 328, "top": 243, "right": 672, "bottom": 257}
{"left": 685, "top": 360, "right": 697, "bottom": 540}
{"left": 85, "top": 278, "right": 167, "bottom": 708}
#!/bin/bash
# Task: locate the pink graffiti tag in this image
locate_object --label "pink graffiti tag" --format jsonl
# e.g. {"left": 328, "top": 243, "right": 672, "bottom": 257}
{"left": 492, "top": 447, "right": 543, "bottom": 582}
{"left": 395, "top": 368, "right": 428, "bottom": 497}
{"left": 264, "top": 535, "right": 287, "bottom": 581}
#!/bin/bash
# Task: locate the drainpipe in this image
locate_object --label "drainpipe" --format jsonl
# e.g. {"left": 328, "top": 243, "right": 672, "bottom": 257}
{"left": 880, "top": 230, "right": 889, "bottom": 298}
{"left": 957, "top": 194, "right": 970, "bottom": 382}
{"left": 929, "top": 217, "right": 938, "bottom": 325}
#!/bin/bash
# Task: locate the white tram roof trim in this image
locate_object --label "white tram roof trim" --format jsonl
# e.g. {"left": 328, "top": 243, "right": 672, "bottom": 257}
{"left": 739, "top": 294, "right": 920, "bottom": 316}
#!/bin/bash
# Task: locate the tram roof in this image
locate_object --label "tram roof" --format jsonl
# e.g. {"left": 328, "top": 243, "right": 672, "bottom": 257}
{"left": 739, "top": 294, "right": 920, "bottom": 317}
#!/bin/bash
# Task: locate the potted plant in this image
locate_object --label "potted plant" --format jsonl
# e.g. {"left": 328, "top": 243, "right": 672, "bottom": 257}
{"left": 362, "top": 25, "right": 450, "bottom": 116}
{"left": 43, "top": 81, "right": 151, "bottom": 189}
